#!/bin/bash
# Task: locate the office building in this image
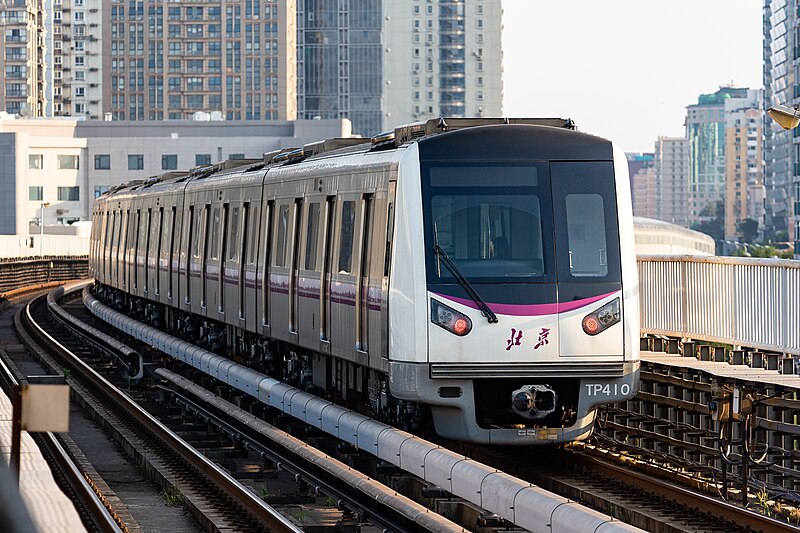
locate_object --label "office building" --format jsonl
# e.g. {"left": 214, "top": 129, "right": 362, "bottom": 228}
{"left": 654, "top": 137, "right": 689, "bottom": 227}
{"left": 685, "top": 87, "right": 749, "bottom": 227}
{"left": 724, "top": 90, "right": 764, "bottom": 241}
{"left": 763, "top": 0, "right": 796, "bottom": 253}
{"left": 0, "top": 116, "right": 349, "bottom": 235}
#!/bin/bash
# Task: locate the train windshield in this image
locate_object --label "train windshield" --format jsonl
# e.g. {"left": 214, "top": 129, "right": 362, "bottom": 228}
{"left": 423, "top": 163, "right": 554, "bottom": 283}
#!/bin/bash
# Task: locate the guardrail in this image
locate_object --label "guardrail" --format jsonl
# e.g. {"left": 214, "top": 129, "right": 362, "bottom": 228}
{"left": 638, "top": 255, "right": 800, "bottom": 356}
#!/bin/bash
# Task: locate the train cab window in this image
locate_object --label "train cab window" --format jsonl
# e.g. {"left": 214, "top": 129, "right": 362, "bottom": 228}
{"left": 304, "top": 203, "right": 320, "bottom": 270}
{"left": 275, "top": 204, "right": 289, "bottom": 267}
{"left": 338, "top": 201, "right": 356, "bottom": 274}
{"left": 228, "top": 206, "right": 239, "bottom": 261}
{"left": 210, "top": 207, "right": 221, "bottom": 260}
{"left": 565, "top": 194, "right": 608, "bottom": 277}
{"left": 423, "top": 164, "right": 549, "bottom": 282}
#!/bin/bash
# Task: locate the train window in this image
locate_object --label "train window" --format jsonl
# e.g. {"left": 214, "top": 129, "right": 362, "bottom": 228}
{"left": 156, "top": 207, "right": 164, "bottom": 294}
{"left": 210, "top": 207, "right": 221, "bottom": 260}
{"left": 168, "top": 206, "right": 177, "bottom": 298}
{"left": 338, "top": 201, "right": 356, "bottom": 274}
{"left": 383, "top": 201, "right": 394, "bottom": 277}
{"left": 228, "top": 206, "right": 239, "bottom": 261}
{"left": 360, "top": 195, "right": 373, "bottom": 275}
{"left": 565, "top": 194, "right": 607, "bottom": 277}
{"left": 275, "top": 204, "right": 289, "bottom": 267}
{"left": 247, "top": 205, "right": 259, "bottom": 265}
{"left": 191, "top": 206, "right": 202, "bottom": 257}
{"left": 431, "top": 195, "right": 544, "bottom": 278}
{"left": 304, "top": 202, "right": 320, "bottom": 270}
{"left": 240, "top": 204, "right": 249, "bottom": 264}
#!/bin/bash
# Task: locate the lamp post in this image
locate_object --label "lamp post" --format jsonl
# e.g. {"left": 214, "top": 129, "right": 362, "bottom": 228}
{"left": 39, "top": 202, "right": 49, "bottom": 257}
{"left": 767, "top": 103, "right": 800, "bottom": 258}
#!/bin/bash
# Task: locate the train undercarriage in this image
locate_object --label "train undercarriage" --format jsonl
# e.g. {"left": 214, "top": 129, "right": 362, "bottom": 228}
{"left": 95, "top": 282, "right": 432, "bottom": 436}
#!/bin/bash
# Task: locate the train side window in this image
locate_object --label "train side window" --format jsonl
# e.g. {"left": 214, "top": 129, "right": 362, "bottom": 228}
{"left": 360, "top": 195, "right": 373, "bottom": 275}
{"left": 304, "top": 202, "right": 320, "bottom": 270}
{"left": 228, "top": 206, "right": 239, "bottom": 261}
{"left": 275, "top": 204, "right": 289, "bottom": 267}
{"left": 383, "top": 201, "right": 394, "bottom": 277}
{"left": 338, "top": 200, "right": 356, "bottom": 274}
{"left": 240, "top": 203, "right": 249, "bottom": 264}
{"left": 565, "top": 194, "right": 608, "bottom": 277}
{"left": 210, "top": 207, "right": 221, "bottom": 260}
{"left": 191, "top": 206, "right": 202, "bottom": 258}
{"left": 247, "top": 205, "right": 259, "bottom": 265}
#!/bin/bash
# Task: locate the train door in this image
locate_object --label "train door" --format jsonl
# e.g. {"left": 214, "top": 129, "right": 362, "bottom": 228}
{"left": 298, "top": 198, "right": 322, "bottom": 349}
{"left": 330, "top": 196, "right": 358, "bottom": 360}
{"left": 181, "top": 204, "right": 195, "bottom": 308}
{"left": 214, "top": 203, "right": 228, "bottom": 315}
{"left": 200, "top": 203, "right": 212, "bottom": 315}
{"left": 356, "top": 193, "right": 374, "bottom": 354}
{"left": 236, "top": 201, "right": 252, "bottom": 327}
{"left": 377, "top": 180, "right": 396, "bottom": 364}
{"left": 257, "top": 200, "right": 273, "bottom": 337}
{"left": 167, "top": 204, "right": 179, "bottom": 303}
{"left": 142, "top": 208, "right": 152, "bottom": 296}
{"left": 319, "top": 196, "right": 336, "bottom": 350}
{"left": 551, "top": 162, "right": 624, "bottom": 358}
{"left": 150, "top": 206, "right": 163, "bottom": 299}
{"left": 288, "top": 199, "right": 303, "bottom": 337}
{"left": 269, "top": 201, "right": 292, "bottom": 340}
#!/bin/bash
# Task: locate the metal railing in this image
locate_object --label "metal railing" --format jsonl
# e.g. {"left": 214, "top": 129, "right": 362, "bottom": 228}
{"left": 638, "top": 255, "right": 800, "bottom": 356}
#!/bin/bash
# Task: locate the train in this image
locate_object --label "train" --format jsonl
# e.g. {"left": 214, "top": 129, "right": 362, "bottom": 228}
{"left": 89, "top": 117, "right": 640, "bottom": 444}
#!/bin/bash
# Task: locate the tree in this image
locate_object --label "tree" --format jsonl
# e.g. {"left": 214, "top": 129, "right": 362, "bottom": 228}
{"left": 737, "top": 218, "right": 759, "bottom": 243}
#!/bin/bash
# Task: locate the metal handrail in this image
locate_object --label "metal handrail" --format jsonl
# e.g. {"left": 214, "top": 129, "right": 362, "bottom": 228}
{"left": 638, "top": 255, "right": 800, "bottom": 355}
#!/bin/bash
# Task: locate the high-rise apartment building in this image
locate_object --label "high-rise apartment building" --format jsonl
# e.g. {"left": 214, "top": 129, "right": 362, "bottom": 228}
{"left": 1, "top": 0, "right": 45, "bottom": 117}
{"left": 763, "top": 0, "right": 796, "bottom": 254}
{"left": 630, "top": 154, "right": 657, "bottom": 219}
{"left": 654, "top": 137, "right": 689, "bottom": 227}
{"left": 724, "top": 90, "right": 764, "bottom": 241}
{"left": 105, "top": 0, "right": 296, "bottom": 121}
{"left": 297, "top": 0, "right": 503, "bottom": 137}
{"left": 382, "top": 0, "right": 502, "bottom": 132}
{"left": 686, "top": 87, "right": 749, "bottom": 227}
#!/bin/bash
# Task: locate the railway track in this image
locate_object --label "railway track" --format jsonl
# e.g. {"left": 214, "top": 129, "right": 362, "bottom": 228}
{"left": 15, "top": 284, "right": 303, "bottom": 532}
{"left": 39, "top": 281, "right": 793, "bottom": 533}
{"left": 20, "top": 282, "right": 469, "bottom": 533}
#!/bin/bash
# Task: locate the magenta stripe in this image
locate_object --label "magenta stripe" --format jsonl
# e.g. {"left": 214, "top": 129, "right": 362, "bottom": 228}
{"left": 432, "top": 291, "right": 618, "bottom": 316}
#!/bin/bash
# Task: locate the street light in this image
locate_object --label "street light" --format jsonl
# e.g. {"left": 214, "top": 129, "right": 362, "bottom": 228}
{"left": 40, "top": 202, "right": 49, "bottom": 257}
{"left": 767, "top": 103, "right": 800, "bottom": 130}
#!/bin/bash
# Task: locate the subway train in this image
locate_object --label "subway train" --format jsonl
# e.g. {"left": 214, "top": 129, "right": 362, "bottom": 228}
{"left": 89, "top": 118, "right": 640, "bottom": 444}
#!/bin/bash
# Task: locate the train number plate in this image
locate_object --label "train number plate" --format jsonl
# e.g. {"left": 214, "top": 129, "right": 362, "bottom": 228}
{"left": 585, "top": 383, "right": 631, "bottom": 396}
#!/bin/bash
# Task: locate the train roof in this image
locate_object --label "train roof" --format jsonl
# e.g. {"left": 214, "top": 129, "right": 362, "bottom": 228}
{"left": 97, "top": 117, "right": 585, "bottom": 197}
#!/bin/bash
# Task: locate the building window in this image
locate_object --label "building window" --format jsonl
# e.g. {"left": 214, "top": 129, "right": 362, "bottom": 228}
{"left": 128, "top": 154, "right": 144, "bottom": 170}
{"left": 94, "top": 154, "right": 111, "bottom": 169}
{"left": 29, "top": 154, "right": 43, "bottom": 169}
{"left": 161, "top": 154, "right": 178, "bottom": 170}
{"left": 57, "top": 155, "right": 79, "bottom": 169}
{"left": 94, "top": 185, "right": 110, "bottom": 198}
{"left": 57, "top": 186, "right": 80, "bottom": 201}
{"left": 195, "top": 153, "right": 211, "bottom": 166}
{"left": 29, "top": 186, "right": 43, "bottom": 201}
{"left": 75, "top": 87, "right": 85, "bottom": 98}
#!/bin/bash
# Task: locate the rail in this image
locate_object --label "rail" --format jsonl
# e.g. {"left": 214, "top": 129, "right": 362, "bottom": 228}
{"left": 638, "top": 255, "right": 800, "bottom": 356}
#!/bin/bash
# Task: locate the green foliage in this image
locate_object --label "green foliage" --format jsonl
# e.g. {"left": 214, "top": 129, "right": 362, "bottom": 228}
{"left": 161, "top": 486, "right": 183, "bottom": 507}
{"left": 733, "top": 244, "right": 794, "bottom": 259}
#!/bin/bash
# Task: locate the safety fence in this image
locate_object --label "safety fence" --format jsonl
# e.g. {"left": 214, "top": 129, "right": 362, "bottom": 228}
{"left": 638, "top": 255, "right": 800, "bottom": 356}
{"left": 0, "top": 235, "right": 90, "bottom": 259}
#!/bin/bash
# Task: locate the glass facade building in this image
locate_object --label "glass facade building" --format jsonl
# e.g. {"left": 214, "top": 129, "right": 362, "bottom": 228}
{"left": 296, "top": 0, "right": 382, "bottom": 137}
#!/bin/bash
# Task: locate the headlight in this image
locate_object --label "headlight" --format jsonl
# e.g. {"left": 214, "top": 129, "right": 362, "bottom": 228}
{"left": 430, "top": 299, "right": 472, "bottom": 336}
{"left": 582, "top": 297, "right": 620, "bottom": 336}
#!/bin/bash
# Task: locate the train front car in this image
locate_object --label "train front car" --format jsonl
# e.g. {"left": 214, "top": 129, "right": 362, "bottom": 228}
{"left": 389, "top": 123, "right": 640, "bottom": 444}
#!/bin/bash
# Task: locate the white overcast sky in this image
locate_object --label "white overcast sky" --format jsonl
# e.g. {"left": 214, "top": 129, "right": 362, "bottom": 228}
{"left": 502, "top": 1, "right": 763, "bottom": 153}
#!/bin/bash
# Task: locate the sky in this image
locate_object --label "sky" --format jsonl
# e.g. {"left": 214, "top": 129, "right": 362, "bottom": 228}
{"left": 502, "top": 1, "right": 763, "bottom": 153}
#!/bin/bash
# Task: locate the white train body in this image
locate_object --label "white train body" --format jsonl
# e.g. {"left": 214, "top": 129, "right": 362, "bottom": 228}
{"left": 90, "top": 118, "right": 640, "bottom": 444}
